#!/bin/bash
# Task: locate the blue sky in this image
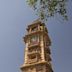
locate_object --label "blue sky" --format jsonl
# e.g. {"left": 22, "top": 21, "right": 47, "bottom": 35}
{"left": 0, "top": 0, "right": 72, "bottom": 72}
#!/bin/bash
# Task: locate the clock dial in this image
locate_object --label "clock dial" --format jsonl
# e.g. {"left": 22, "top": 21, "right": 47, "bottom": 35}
{"left": 31, "top": 35, "right": 38, "bottom": 44}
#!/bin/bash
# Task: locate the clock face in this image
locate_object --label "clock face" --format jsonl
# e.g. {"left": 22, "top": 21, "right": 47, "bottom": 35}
{"left": 31, "top": 35, "right": 38, "bottom": 44}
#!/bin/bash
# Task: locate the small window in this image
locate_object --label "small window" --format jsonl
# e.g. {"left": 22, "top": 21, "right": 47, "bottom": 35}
{"left": 31, "top": 26, "right": 38, "bottom": 32}
{"left": 40, "top": 24, "right": 43, "bottom": 30}
{"left": 28, "top": 47, "right": 37, "bottom": 52}
{"left": 30, "top": 55, "right": 36, "bottom": 59}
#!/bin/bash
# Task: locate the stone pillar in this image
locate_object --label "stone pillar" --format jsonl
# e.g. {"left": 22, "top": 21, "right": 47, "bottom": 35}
{"left": 40, "top": 34, "right": 45, "bottom": 61}
{"left": 24, "top": 43, "right": 28, "bottom": 64}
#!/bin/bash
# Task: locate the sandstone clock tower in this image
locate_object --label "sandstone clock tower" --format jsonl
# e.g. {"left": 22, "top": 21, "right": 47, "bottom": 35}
{"left": 20, "top": 20, "right": 53, "bottom": 72}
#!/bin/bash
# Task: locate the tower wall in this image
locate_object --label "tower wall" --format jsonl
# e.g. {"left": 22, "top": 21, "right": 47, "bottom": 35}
{"left": 20, "top": 20, "right": 53, "bottom": 72}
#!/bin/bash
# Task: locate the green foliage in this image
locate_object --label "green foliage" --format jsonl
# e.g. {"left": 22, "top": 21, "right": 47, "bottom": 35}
{"left": 27, "top": 0, "right": 68, "bottom": 21}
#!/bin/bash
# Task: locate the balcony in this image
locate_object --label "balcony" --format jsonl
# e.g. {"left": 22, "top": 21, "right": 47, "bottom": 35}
{"left": 27, "top": 52, "right": 41, "bottom": 64}
{"left": 27, "top": 54, "right": 38, "bottom": 64}
{"left": 27, "top": 58, "right": 38, "bottom": 64}
{"left": 28, "top": 50, "right": 41, "bottom": 55}
{"left": 28, "top": 42, "right": 40, "bottom": 48}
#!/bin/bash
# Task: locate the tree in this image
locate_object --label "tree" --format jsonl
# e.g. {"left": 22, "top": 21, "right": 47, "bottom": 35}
{"left": 26, "top": 0, "right": 68, "bottom": 21}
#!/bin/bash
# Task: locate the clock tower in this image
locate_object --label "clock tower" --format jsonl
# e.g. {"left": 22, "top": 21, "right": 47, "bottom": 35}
{"left": 20, "top": 20, "right": 53, "bottom": 72}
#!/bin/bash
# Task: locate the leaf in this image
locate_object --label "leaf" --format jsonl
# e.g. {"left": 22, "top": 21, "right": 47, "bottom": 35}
{"left": 26, "top": 0, "right": 68, "bottom": 21}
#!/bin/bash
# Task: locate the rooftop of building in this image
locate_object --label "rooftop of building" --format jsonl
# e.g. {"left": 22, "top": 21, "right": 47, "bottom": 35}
{"left": 27, "top": 19, "right": 45, "bottom": 31}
